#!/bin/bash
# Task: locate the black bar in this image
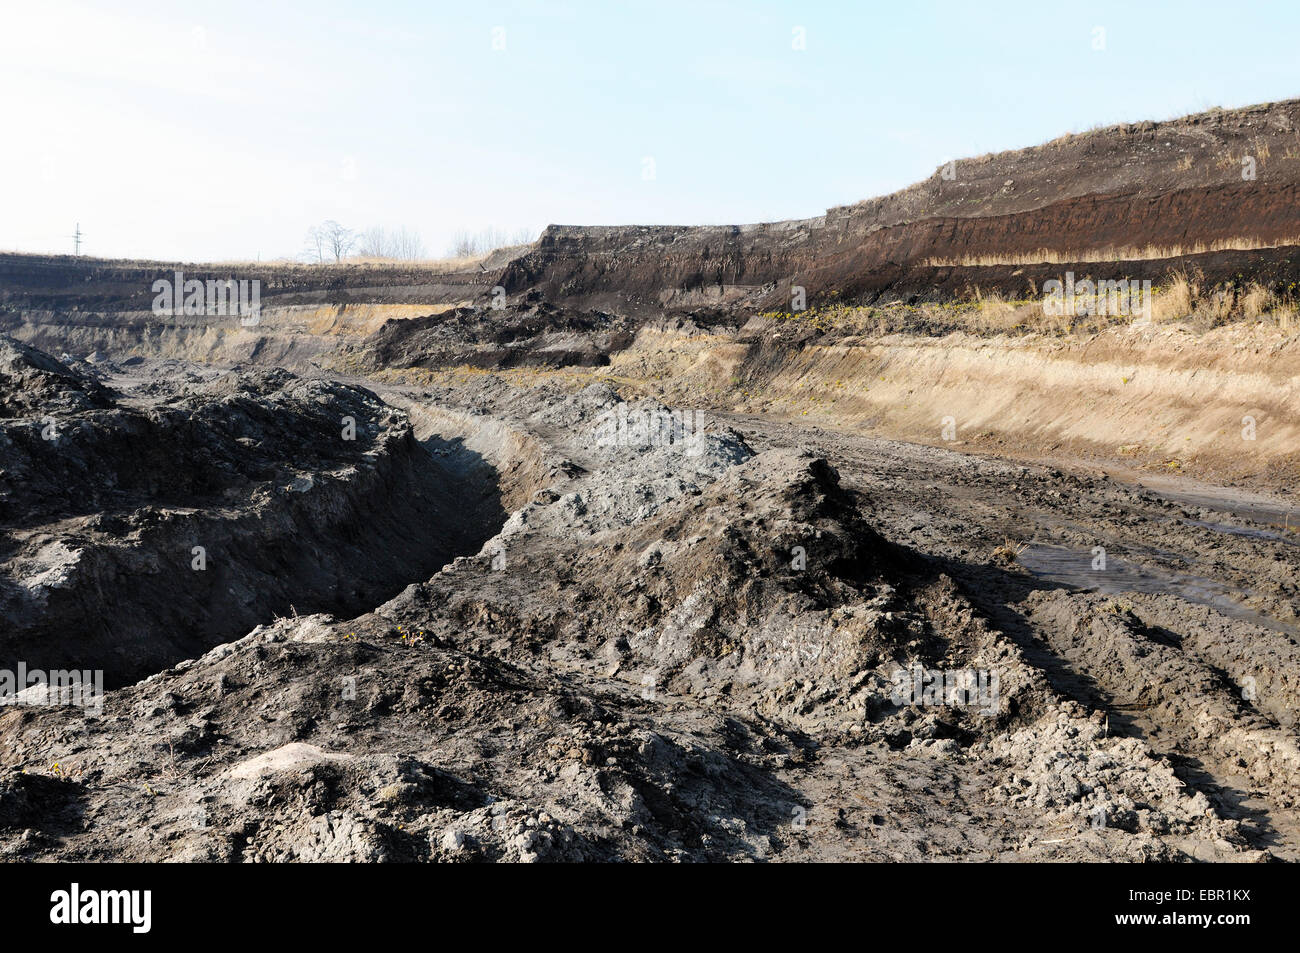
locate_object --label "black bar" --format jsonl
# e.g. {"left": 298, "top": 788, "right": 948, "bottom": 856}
{"left": 0, "top": 862, "right": 1289, "bottom": 940}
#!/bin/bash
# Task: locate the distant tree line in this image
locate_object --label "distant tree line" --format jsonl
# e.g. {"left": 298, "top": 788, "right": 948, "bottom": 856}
{"left": 445, "top": 226, "right": 537, "bottom": 258}
{"left": 301, "top": 222, "right": 536, "bottom": 264}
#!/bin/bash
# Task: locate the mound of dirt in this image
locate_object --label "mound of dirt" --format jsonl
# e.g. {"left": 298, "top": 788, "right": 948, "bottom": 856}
{"left": 0, "top": 335, "right": 115, "bottom": 417}
{"left": 354, "top": 301, "right": 635, "bottom": 371}
{"left": 0, "top": 346, "right": 523, "bottom": 685}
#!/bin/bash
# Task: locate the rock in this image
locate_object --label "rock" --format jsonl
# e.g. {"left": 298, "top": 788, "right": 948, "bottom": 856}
{"left": 229, "top": 744, "right": 354, "bottom": 780}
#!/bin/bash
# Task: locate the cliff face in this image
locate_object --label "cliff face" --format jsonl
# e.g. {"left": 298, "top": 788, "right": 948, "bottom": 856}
{"left": 501, "top": 100, "right": 1300, "bottom": 312}
{"left": 0, "top": 255, "right": 492, "bottom": 313}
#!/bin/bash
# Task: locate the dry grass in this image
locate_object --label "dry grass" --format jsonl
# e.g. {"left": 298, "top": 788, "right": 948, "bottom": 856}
{"left": 309, "top": 248, "right": 511, "bottom": 271}
{"left": 1149, "top": 269, "right": 1299, "bottom": 328}
{"left": 992, "top": 537, "right": 1029, "bottom": 564}
{"left": 1241, "top": 282, "right": 1274, "bottom": 318}
{"left": 924, "top": 235, "right": 1300, "bottom": 268}
{"left": 969, "top": 288, "right": 1046, "bottom": 333}
{"left": 756, "top": 269, "right": 1298, "bottom": 339}
{"left": 1215, "top": 152, "right": 1241, "bottom": 173}
{"left": 1272, "top": 303, "right": 1299, "bottom": 331}
{"left": 1150, "top": 268, "right": 1199, "bottom": 322}
{"left": 345, "top": 253, "right": 488, "bottom": 271}
{"left": 197, "top": 257, "right": 302, "bottom": 267}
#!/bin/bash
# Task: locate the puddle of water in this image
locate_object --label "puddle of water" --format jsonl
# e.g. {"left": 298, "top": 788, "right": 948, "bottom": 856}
{"left": 1106, "top": 469, "right": 1297, "bottom": 528}
{"left": 1019, "top": 543, "right": 1293, "bottom": 634}
{"left": 1185, "top": 518, "right": 1300, "bottom": 547}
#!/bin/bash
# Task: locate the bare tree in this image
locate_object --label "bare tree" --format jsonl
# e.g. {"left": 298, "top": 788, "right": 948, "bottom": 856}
{"left": 303, "top": 225, "right": 326, "bottom": 264}
{"left": 448, "top": 229, "right": 476, "bottom": 258}
{"left": 357, "top": 226, "right": 393, "bottom": 258}
{"left": 359, "top": 225, "right": 426, "bottom": 260}
{"left": 445, "top": 226, "right": 534, "bottom": 259}
{"left": 321, "top": 220, "right": 356, "bottom": 262}
{"left": 391, "top": 226, "right": 426, "bottom": 261}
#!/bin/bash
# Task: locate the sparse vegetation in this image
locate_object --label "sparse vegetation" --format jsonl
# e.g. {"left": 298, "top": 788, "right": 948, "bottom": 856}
{"left": 304, "top": 220, "right": 357, "bottom": 263}
{"left": 1150, "top": 268, "right": 1299, "bottom": 329}
{"left": 924, "top": 235, "right": 1300, "bottom": 268}
{"left": 749, "top": 269, "right": 1298, "bottom": 340}
{"left": 299, "top": 222, "right": 536, "bottom": 266}
{"left": 356, "top": 226, "right": 426, "bottom": 261}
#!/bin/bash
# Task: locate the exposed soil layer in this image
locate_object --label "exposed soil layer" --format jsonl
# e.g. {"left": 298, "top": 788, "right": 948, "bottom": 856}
{"left": 599, "top": 316, "right": 1300, "bottom": 490}
{"left": 501, "top": 101, "right": 1300, "bottom": 311}
{"left": 0, "top": 256, "right": 494, "bottom": 312}
{"left": 505, "top": 216, "right": 1300, "bottom": 315}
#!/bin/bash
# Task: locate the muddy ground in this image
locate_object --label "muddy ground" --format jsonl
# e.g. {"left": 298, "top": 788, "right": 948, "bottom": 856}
{"left": 2, "top": 346, "right": 1296, "bottom": 862}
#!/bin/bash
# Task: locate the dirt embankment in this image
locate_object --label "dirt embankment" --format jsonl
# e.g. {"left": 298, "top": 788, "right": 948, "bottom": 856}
{"left": 0, "top": 255, "right": 497, "bottom": 312}
{"left": 0, "top": 338, "right": 548, "bottom": 686}
{"left": 501, "top": 100, "right": 1300, "bottom": 312}
{"left": 0, "top": 255, "right": 505, "bottom": 373}
{"left": 598, "top": 318, "right": 1300, "bottom": 489}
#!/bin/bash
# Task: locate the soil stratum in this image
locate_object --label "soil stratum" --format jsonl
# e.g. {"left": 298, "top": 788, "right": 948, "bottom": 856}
{"left": 1, "top": 99, "right": 1299, "bottom": 862}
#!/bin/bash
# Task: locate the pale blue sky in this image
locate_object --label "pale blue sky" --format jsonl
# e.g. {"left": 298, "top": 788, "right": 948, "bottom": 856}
{"left": 2, "top": 0, "right": 1298, "bottom": 262}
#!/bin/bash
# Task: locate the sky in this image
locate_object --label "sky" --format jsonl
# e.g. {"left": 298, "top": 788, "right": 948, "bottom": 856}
{"left": 2, "top": 0, "right": 1299, "bottom": 262}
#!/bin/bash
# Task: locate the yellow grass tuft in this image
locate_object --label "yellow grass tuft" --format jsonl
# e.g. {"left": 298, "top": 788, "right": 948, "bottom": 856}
{"left": 1241, "top": 282, "right": 1275, "bottom": 319}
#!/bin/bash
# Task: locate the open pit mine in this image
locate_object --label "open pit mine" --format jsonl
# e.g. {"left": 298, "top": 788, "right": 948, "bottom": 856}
{"left": 3, "top": 100, "right": 1300, "bottom": 863}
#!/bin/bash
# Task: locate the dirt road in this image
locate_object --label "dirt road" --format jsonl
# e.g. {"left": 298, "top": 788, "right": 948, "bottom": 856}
{"left": 721, "top": 411, "right": 1300, "bottom": 858}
